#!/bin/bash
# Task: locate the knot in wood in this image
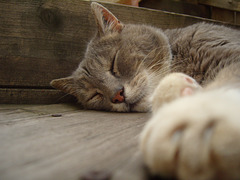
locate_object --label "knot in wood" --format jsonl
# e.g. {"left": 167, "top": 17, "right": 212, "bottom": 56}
{"left": 39, "top": 8, "right": 62, "bottom": 31}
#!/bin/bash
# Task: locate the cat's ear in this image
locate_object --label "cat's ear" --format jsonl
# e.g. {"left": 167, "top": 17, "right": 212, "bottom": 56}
{"left": 91, "top": 2, "right": 124, "bottom": 36}
{"left": 50, "top": 77, "right": 77, "bottom": 96}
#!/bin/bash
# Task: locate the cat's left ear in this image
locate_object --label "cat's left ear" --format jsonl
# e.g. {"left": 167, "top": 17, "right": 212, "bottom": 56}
{"left": 91, "top": 2, "right": 124, "bottom": 36}
{"left": 50, "top": 77, "right": 77, "bottom": 96}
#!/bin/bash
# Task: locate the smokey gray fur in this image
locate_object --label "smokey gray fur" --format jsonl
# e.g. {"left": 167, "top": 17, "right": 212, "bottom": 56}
{"left": 51, "top": 4, "right": 240, "bottom": 112}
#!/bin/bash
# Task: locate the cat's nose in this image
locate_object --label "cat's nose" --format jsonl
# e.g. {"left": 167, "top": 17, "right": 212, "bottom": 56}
{"left": 112, "top": 88, "right": 125, "bottom": 103}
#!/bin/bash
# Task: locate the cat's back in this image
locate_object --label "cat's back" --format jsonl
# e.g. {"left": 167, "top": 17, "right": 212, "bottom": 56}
{"left": 165, "top": 22, "right": 240, "bottom": 49}
{"left": 164, "top": 22, "right": 240, "bottom": 84}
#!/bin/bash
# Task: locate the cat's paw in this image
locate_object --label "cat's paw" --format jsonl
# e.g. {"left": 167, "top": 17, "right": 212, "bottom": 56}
{"left": 140, "top": 89, "right": 240, "bottom": 180}
{"left": 151, "top": 73, "right": 202, "bottom": 113}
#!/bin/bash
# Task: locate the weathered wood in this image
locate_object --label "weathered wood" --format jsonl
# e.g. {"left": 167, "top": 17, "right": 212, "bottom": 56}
{"left": 97, "top": 0, "right": 141, "bottom": 5}
{"left": 0, "top": 0, "right": 94, "bottom": 88}
{"left": 237, "top": 12, "right": 240, "bottom": 24}
{"left": 0, "top": 104, "right": 80, "bottom": 122}
{"left": 112, "top": 152, "right": 149, "bottom": 180}
{"left": 0, "top": 104, "right": 149, "bottom": 180}
{"left": 0, "top": 0, "right": 212, "bottom": 89}
{"left": 139, "top": 0, "right": 210, "bottom": 18}
{"left": 199, "top": 0, "right": 240, "bottom": 12}
{"left": 0, "top": 88, "right": 76, "bottom": 104}
{"left": 211, "top": 7, "right": 235, "bottom": 24}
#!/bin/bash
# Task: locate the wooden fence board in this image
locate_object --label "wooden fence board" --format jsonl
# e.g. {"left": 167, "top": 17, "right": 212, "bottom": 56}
{"left": 0, "top": 88, "right": 76, "bottom": 104}
{"left": 199, "top": 0, "right": 240, "bottom": 12}
{"left": 1, "top": 0, "right": 210, "bottom": 88}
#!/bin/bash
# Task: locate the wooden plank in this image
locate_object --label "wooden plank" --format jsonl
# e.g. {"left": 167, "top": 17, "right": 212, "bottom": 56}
{"left": 0, "top": 0, "right": 213, "bottom": 89}
{"left": 112, "top": 152, "right": 149, "bottom": 180}
{"left": 0, "top": 0, "right": 94, "bottom": 88}
{"left": 237, "top": 12, "right": 240, "bottom": 24}
{"left": 0, "top": 104, "right": 80, "bottom": 122}
{"left": 0, "top": 104, "right": 149, "bottom": 180}
{"left": 97, "top": 0, "right": 141, "bottom": 5}
{"left": 211, "top": 7, "right": 235, "bottom": 24}
{"left": 139, "top": 0, "right": 210, "bottom": 18}
{"left": 199, "top": 0, "right": 240, "bottom": 12}
{"left": 0, "top": 88, "right": 76, "bottom": 104}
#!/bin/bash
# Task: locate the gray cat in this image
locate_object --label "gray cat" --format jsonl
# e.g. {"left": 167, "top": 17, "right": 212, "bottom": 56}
{"left": 51, "top": 3, "right": 240, "bottom": 180}
{"left": 51, "top": 2, "right": 240, "bottom": 112}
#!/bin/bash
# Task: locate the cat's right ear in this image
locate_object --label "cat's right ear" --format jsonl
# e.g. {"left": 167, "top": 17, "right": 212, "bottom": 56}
{"left": 50, "top": 77, "right": 77, "bottom": 96}
{"left": 91, "top": 2, "right": 124, "bottom": 36}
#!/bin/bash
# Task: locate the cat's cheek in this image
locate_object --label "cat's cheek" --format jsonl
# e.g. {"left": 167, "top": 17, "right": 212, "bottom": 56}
{"left": 111, "top": 103, "right": 130, "bottom": 112}
{"left": 131, "top": 97, "right": 151, "bottom": 112}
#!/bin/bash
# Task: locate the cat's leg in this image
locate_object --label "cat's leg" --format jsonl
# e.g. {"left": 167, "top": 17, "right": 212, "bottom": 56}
{"left": 151, "top": 73, "right": 202, "bottom": 113}
{"left": 140, "top": 88, "right": 240, "bottom": 180}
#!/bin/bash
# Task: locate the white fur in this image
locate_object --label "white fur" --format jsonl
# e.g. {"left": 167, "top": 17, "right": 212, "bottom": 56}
{"left": 140, "top": 73, "right": 240, "bottom": 180}
{"left": 150, "top": 73, "right": 202, "bottom": 114}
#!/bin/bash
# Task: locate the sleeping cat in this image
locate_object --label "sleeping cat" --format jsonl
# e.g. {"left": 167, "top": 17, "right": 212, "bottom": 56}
{"left": 51, "top": 2, "right": 240, "bottom": 180}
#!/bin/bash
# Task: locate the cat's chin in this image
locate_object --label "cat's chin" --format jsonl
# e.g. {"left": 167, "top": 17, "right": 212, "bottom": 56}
{"left": 110, "top": 100, "right": 150, "bottom": 112}
{"left": 129, "top": 103, "right": 150, "bottom": 112}
{"left": 127, "top": 96, "right": 151, "bottom": 112}
{"left": 124, "top": 89, "right": 150, "bottom": 112}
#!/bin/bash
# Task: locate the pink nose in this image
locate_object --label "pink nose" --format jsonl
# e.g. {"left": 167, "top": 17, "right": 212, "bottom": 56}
{"left": 112, "top": 88, "right": 125, "bottom": 103}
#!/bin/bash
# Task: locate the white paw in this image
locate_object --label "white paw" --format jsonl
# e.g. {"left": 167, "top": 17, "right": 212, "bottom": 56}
{"left": 140, "top": 89, "right": 240, "bottom": 180}
{"left": 151, "top": 73, "right": 202, "bottom": 113}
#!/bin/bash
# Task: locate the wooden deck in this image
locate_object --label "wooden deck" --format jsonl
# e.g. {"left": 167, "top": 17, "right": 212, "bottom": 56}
{"left": 0, "top": 104, "right": 151, "bottom": 180}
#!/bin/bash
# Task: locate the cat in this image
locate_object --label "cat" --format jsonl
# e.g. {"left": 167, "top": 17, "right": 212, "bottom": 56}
{"left": 51, "top": 2, "right": 240, "bottom": 180}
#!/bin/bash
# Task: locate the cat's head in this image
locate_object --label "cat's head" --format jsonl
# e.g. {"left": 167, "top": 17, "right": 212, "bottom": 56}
{"left": 51, "top": 2, "right": 172, "bottom": 112}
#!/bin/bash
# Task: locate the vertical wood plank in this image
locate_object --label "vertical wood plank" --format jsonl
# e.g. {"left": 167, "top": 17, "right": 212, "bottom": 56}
{"left": 211, "top": 7, "right": 235, "bottom": 24}
{"left": 199, "top": 0, "right": 240, "bottom": 12}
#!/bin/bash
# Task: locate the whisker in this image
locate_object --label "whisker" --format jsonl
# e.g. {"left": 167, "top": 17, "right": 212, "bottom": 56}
{"left": 135, "top": 47, "right": 169, "bottom": 75}
{"left": 55, "top": 92, "right": 76, "bottom": 103}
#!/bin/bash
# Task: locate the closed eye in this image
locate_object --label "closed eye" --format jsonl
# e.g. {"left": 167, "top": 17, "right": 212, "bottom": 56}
{"left": 87, "top": 92, "right": 102, "bottom": 102}
{"left": 110, "top": 51, "right": 119, "bottom": 76}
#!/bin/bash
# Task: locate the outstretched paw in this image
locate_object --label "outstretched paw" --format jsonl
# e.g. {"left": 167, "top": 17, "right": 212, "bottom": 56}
{"left": 151, "top": 73, "right": 202, "bottom": 113}
{"left": 140, "top": 89, "right": 240, "bottom": 180}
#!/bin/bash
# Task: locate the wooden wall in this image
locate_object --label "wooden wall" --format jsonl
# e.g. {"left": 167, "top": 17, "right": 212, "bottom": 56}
{"left": 199, "top": 0, "right": 240, "bottom": 25}
{"left": 139, "top": 0, "right": 240, "bottom": 25}
{"left": 139, "top": 0, "right": 211, "bottom": 18}
{"left": 0, "top": 0, "right": 230, "bottom": 104}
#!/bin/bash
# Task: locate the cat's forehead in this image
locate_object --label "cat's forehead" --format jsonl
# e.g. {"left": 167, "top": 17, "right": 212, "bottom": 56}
{"left": 87, "top": 24, "right": 161, "bottom": 54}
{"left": 90, "top": 32, "right": 121, "bottom": 49}
{"left": 73, "top": 69, "right": 101, "bottom": 95}
{"left": 75, "top": 60, "right": 106, "bottom": 84}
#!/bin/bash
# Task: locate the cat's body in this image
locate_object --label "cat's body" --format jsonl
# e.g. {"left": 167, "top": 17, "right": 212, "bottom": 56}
{"left": 51, "top": 13, "right": 240, "bottom": 112}
{"left": 165, "top": 23, "right": 240, "bottom": 85}
{"left": 51, "top": 3, "right": 240, "bottom": 180}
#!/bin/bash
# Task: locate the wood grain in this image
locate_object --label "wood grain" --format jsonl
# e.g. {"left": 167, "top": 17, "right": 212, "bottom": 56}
{"left": 199, "top": 0, "right": 240, "bottom": 12}
{"left": 211, "top": 7, "right": 235, "bottom": 24}
{"left": 0, "top": 0, "right": 211, "bottom": 88}
{"left": 0, "top": 88, "right": 76, "bottom": 104}
{"left": 0, "top": 104, "right": 150, "bottom": 180}
{"left": 139, "top": 0, "right": 210, "bottom": 18}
